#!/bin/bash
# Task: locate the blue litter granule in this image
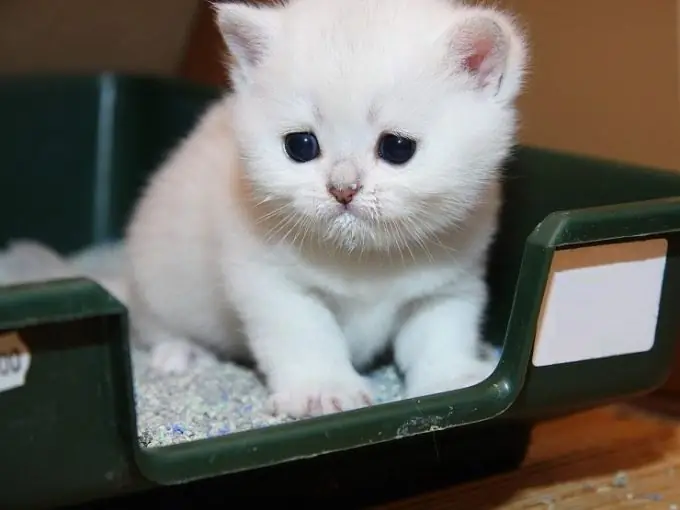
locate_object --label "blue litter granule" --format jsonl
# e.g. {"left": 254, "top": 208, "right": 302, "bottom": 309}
{"left": 171, "top": 423, "right": 186, "bottom": 434}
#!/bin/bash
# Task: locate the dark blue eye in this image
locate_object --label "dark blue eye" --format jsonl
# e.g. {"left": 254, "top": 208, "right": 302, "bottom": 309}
{"left": 284, "top": 132, "right": 321, "bottom": 163}
{"left": 377, "top": 133, "right": 417, "bottom": 165}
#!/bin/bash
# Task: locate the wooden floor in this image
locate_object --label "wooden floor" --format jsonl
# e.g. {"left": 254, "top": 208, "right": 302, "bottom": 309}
{"left": 376, "top": 398, "right": 680, "bottom": 509}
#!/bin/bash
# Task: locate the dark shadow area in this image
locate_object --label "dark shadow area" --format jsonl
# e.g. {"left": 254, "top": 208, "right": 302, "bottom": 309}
{"left": 60, "top": 420, "right": 532, "bottom": 509}
{"left": 627, "top": 393, "right": 680, "bottom": 422}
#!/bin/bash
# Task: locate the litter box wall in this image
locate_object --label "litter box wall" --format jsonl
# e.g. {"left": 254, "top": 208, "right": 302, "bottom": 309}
{"left": 1, "top": 74, "right": 680, "bottom": 509}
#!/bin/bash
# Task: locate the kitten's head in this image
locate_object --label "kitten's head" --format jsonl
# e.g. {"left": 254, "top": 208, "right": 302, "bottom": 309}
{"left": 216, "top": 0, "right": 528, "bottom": 252}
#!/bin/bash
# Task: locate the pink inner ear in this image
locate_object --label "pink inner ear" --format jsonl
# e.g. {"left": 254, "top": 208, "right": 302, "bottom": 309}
{"left": 462, "top": 37, "right": 495, "bottom": 75}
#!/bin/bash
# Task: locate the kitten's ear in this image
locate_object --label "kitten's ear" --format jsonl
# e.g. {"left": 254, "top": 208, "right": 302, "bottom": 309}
{"left": 447, "top": 8, "right": 528, "bottom": 103}
{"left": 214, "top": 2, "right": 282, "bottom": 88}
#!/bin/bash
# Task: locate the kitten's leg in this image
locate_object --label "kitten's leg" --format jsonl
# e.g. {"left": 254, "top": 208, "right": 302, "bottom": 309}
{"left": 395, "top": 280, "right": 498, "bottom": 400}
{"left": 149, "top": 339, "right": 197, "bottom": 375}
{"left": 131, "top": 311, "right": 198, "bottom": 375}
{"left": 237, "top": 285, "right": 372, "bottom": 418}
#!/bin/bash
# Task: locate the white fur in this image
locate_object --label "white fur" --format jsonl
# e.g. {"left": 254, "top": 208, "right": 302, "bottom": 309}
{"left": 124, "top": 0, "right": 528, "bottom": 418}
{"left": 0, "top": 239, "right": 128, "bottom": 303}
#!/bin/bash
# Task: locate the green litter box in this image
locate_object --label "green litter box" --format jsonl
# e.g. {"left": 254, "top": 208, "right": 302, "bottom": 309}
{"left": 1, "top": 73, "right": 680, "bottom": 509}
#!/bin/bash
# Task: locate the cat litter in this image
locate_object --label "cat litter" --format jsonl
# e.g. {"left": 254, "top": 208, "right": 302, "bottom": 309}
{"left": 132, "top": 343, "right": 500, "bottom": 446}
{"left": 131, "top": 347, "right": 406, "bottom": 447}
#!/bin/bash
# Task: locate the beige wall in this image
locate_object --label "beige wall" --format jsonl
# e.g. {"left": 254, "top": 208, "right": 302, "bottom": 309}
{"left": 0, "top": 0, "right": 199, "bottom": 77}
{"left": 1, "top": 0, "right": 679, "bottom": 171}
{"left": 501, "top": 0, "right": 680, "bottom": 171}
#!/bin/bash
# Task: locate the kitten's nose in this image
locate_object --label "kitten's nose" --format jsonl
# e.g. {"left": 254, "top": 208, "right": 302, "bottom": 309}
{"left": 328, "top": 182, "right": 361, "bottom": 205}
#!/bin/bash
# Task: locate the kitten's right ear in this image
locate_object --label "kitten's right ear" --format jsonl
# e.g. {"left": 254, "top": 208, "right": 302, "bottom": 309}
{"left": 213, "top": 2, "right": 282, "bottom": 88}
{"left": 446, "top": 7, "right": 529, "bottom": 104}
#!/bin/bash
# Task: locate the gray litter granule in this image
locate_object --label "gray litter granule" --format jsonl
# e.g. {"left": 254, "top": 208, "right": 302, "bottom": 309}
{"left": 131, "top": 348, "right": 405, "bottom": 448}
{"left": 612, "top": 471, "right": 629, "bottom": 488}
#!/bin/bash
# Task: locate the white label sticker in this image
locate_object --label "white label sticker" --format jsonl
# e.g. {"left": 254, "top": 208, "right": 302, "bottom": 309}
{"left": 532, "top": 238, "right": 668, "bottom": 367}
{"left": 0, "top": 331, "right": 31, "bottom": 393}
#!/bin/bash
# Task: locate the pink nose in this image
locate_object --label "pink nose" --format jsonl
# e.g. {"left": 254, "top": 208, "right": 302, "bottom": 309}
{"left": 328, "top": 183, "right": 361, "bottom": 205}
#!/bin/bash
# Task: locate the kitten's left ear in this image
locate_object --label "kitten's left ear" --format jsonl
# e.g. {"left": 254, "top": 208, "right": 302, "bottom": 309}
{"left": 447, "top": 8, "right": 529, "bottom": 103}
{"left": 214, "top": 2, "right": 282, "bottom": 89}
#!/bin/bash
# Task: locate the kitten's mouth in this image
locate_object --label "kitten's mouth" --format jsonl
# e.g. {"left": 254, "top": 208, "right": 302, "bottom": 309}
{"left": 325, "top": 206, "right": 363, "bottom": 228}
{"left": 333, "top": 203, "right": 362, "bottom": 219}
{"left": 332, "top": 208, "right": 360, "bottom": 222}
{"left": 338, "top": 206, "right": 356, "bottom": 216}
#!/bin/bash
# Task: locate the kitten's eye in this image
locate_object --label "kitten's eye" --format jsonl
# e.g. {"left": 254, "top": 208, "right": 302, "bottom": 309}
{"left": 377, "top": 133, "right": 417, "bottom": 165}
{"left": 283, "top": 132, "right": 321, "bottom": 163}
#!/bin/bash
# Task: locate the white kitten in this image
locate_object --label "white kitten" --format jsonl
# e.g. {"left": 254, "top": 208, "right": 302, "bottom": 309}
{"left": 124, "top": 0, "right": 528, "bottom": 418}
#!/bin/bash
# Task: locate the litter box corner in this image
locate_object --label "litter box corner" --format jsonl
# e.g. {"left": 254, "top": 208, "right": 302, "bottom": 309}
{"left": 0, "top": 277, "right": 139, "bottom": 510}
{"left": 506, "top": 195, "right": 680, "bottom": 420}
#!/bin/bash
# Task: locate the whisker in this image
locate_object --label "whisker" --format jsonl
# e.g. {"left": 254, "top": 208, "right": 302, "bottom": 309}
{"left": 264, "top": 211, "right": 298, "bottom": 244}
{"left": 402, "top": 217, "right": 434, "bottom": 263}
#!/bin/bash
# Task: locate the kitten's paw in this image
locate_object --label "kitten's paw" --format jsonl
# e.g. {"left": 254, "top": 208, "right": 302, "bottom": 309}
{"left": 405, "top": 358, "right": 498, "bottom": 400}
{"left": 149, "top": 341, "right": 196, "bottom": 375}
{"left": 268, "top": 375, "right": 373, "bottom": 419}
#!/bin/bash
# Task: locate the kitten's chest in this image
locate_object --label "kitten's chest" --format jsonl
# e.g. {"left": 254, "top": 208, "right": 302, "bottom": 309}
{"left": 319, "top": 283, "right": 404, "bottom": 368}
{"left": 301, "top": 263, "right": 455, "bottom": 367}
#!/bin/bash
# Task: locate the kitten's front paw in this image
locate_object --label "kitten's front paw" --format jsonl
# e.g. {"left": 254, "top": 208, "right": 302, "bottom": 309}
{"left": 405, "top": 358, "right": 498, "bottom": 400}
{"left": 269, "top": 375, "right": 373, "bottom": 419}
{"left": 149, "top": 342, "right": 196, "bottom": 375}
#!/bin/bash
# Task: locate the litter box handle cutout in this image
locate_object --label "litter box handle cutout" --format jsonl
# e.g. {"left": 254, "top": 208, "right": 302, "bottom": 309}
{"left": 0, "top": 331, "right": 31, "bottom": 394}
{"left": 507, "top": 196, "right": 680, "bottom": 419}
